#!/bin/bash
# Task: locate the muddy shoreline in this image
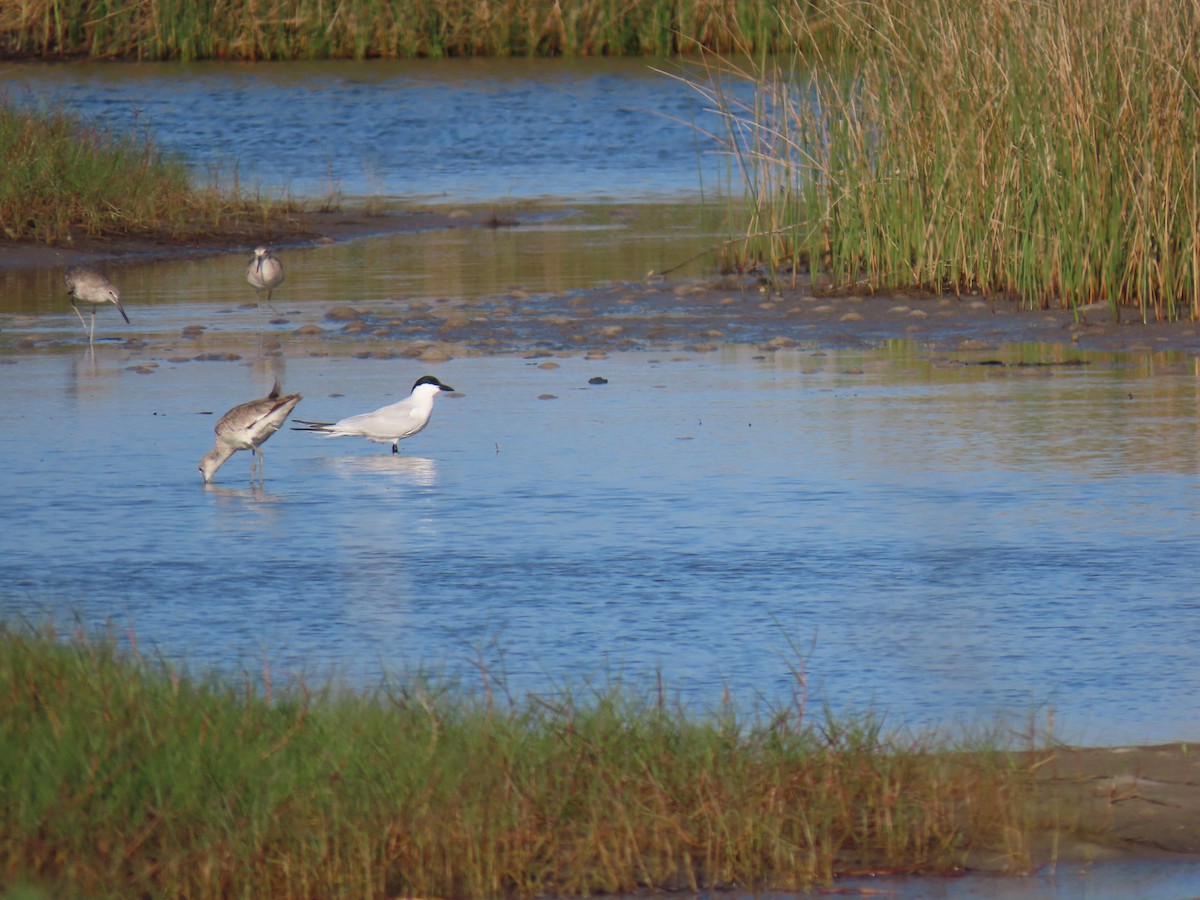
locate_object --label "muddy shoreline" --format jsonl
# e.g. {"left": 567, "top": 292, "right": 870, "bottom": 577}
{"left": 7, "top": 208, "right": 1200, "bottom": 359}
{"left": 4, "top": 213, "right": 1200, "bottom": 873}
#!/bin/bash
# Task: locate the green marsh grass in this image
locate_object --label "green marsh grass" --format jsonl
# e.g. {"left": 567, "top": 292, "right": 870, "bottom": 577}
{"left": 1, "top": 0, "right": 822, "bottom": 61}
{"left": 0, "top": 101, "right": 299, "bottom": 244}
{"left": 1, "top": 622, "right": 1049, "bottom": 897}
{"left": 704, "top": 0, "right": 1200, "bottom": 320}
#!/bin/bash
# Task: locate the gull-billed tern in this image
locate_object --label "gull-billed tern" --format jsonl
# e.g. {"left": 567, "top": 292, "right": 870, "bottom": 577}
{"left": 292, "top": 375, "right": 454, "bottom": 453}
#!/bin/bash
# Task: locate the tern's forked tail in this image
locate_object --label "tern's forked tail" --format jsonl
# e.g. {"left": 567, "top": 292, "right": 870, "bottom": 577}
{"left": 291, "top": 419, "right": 336, "bottom": 434}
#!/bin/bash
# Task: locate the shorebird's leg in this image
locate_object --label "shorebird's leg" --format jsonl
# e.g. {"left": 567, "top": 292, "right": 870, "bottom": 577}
{"left": 72, "top": 303, "right": 90, "bottom": 337}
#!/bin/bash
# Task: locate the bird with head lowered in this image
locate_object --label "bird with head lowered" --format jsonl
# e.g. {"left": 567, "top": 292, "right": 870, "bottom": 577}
{"left": 64, "top": 265, "right": 129, "bottom": 343}
{"left": 200, "top": 379, "right": 303, "bottom": 484}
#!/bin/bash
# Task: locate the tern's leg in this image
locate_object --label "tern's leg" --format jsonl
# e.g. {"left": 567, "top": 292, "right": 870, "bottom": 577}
{"left": 89, "top": 311, "right": 96, "bottom": 344}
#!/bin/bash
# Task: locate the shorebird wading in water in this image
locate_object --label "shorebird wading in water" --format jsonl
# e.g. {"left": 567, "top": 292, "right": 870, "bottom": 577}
{"left": 246, "top": 247, "right": 284, "bottom": 308}
{"left": 64, "top": 265, "right": 129, "bottom": 343}
{"left": 292, "top": 375, "right": 454, "bottom": 453}
{"left": 199, "top": 379, "right": 303, "bottom": 483}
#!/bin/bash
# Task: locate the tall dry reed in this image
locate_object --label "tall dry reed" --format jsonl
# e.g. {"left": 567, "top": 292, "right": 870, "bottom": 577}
{"left": 0, "top": 0, "right": 819, "bottom": 60}
{"left": 705, "top": 0, "right": 1200, "bottom": 320}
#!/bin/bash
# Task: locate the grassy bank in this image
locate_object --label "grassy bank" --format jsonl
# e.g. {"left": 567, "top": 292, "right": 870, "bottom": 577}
{"left": 0, "top": 623, "right": 1047, "bottom": 897}
{"left": 0, "top": 101, "right": 298, "bottom": 244}
{"left": 711, "top": 0, "right": 1200, "bottom": 320}
{"left": 0, "top": 0, "right": 816, "bottom": 61}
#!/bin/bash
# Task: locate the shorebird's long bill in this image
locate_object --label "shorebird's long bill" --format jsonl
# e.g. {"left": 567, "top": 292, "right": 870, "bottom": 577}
{"left": 116, "top": 302, "right": 130, "bottom": 324}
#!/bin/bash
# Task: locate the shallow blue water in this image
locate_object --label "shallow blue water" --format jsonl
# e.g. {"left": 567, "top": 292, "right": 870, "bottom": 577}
{"left": 1, "top": 57, "right": 744, "bottom": 202}
{"left": 3, "top": 343, "right": 1200, "bottom": 749}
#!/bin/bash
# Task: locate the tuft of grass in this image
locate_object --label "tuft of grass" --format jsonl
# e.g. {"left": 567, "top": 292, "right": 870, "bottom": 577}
{"left": 0, "top": 101, "right": 302, "bottom": 244}
{"left": 702, "top": 0, "right": 1200, "bottom": 321}
{"left": 0, "top": 621, "right": 1051, "bottom": 897}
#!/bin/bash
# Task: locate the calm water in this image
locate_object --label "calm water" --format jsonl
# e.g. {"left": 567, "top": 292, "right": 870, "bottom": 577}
{"left": 3, "top": 337, "right": 1200, "bottom": 749}
{"left": 0, "top": 57, "right": 744, "bottom": 203}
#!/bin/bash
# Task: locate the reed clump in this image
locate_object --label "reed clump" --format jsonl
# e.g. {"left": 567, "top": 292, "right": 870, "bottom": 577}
{"left": 1, "top": 0, "right": 822, "bottom": 61}
{"left": 0, "top": 101, "right": 299, "bottom": 244}
{"left": 0, "top": 622, "right": 1048, "bottom": 897}
{"left": 709, "top": 0, "right": 1200, "bottom": 321}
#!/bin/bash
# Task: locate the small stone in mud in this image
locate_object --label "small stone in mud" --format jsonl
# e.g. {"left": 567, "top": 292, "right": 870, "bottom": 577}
{"left": 341, "top": 321, "right": 370, "bottom": 334}
{"left": 294, "top": 324, "right": 325, "bottom": 335}
{"left": 193, "top": 352, "right": 241, "bottom": 361}
{"left": 181, "top": 324, "right": 206, "bottom": 337}
{"left": 326, "top": 306, "right": 363, "bottom": 321}
{"left": 126, "top": 365, "right": 157, "bottom": 375}
{"left": 584, "top": 350, "right": 608, "bottom": 360}
{"left": 718, "top": 297, "right": 738, "bottom": 306}
{"left": 538, "top": 393, "right": 558, "bottom": 400}
{"left": 269, "top": 317, "right": 290, "bottom": 325}
{"left": 419, "top": 347, "right": 454, "bottom": 363}
{"left": 588, "top": 376, "right": 608, "bottom": 385}
{"left": 764, "top": 336, "right": 796, "bottom": 349}
{"left": 538, "top": 362, "right": 560, "bottom": 369}
{"left": 839, "top": 312, "right": 865, "bottom": 322}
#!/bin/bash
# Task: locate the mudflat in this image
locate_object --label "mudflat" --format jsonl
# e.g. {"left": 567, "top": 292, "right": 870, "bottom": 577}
{"left": 8, "top": 207, "right": 1200, "bottom": 358}
{"left": 1019, "top": 743, "right": 1200, "bottom": 868}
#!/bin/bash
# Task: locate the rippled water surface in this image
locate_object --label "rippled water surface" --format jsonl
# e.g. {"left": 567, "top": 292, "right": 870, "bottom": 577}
{"left": 4, "top": 338, "right": 1200, "bottom": 749}
{"left": 2, "top": 57, "right": 743, "bottom": 202}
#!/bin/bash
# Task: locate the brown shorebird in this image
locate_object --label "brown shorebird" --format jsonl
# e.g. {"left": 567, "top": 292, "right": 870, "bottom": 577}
{"left": 293, "top": 375, "right": 454, "bottom": 454}
{"left": 64, "top": 265, "right": 129, "bottom": 343}
{"left": 199, "top": 379, "right": 303, "bottom": 484}
{"left": 245, "top": 246, "right": 284, "bottom": 308}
